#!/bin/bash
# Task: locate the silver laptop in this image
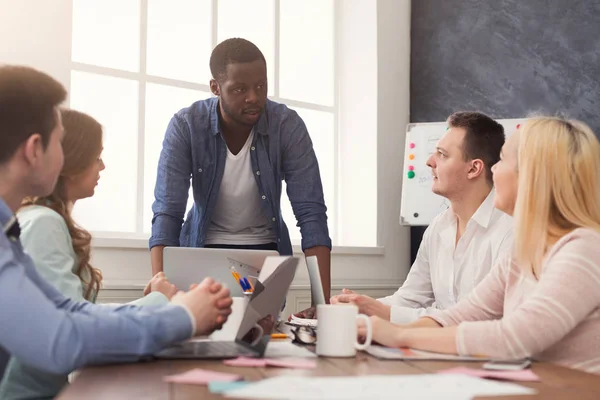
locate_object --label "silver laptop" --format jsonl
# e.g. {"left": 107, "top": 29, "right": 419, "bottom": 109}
{"left": 163, "top": 247, "right": 279, "bottom": 297}
{"left": 155, "top": 256, "right": 298, "bottom": 360}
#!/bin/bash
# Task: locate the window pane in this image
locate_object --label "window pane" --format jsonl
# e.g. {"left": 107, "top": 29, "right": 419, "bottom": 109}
{"left": 70, "top": 71, "right": 139, "bottom": 232}
{"left": 217, "top": 0, "right": 275, "bottom": 96}
{"left": 146, "top": 0, "right": 212, "bottom": 83}
{"left": 143, "top": 84, "right": 211, "bottom": 233}
{"left": 72, "top": 0, "right": 140, "bottom": 72}
{"left": 279, "top": 0, "right": 334, "bottom": 106}
{"left": 280, "top": 107, "right": 335, "bottom": 242}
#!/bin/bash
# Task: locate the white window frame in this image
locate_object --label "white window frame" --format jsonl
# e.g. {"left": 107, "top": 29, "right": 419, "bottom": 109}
{"left": 71, "top": 0, "right": 340, "bottom": 246}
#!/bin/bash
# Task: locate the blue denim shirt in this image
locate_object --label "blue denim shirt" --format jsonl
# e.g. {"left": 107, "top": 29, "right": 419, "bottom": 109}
{"left": 150, "top": 97, "right": 331, "bottom": 254}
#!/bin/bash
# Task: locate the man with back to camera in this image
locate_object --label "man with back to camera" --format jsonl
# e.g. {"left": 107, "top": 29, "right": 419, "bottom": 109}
{"left": 149, "top": 38, "right": 331, "bottom": 318}
{"left": 331, "top": 112, "right": 514, "bottom": 324}
{"left": 0, "top": 65, "right": 232, "bottom": 379}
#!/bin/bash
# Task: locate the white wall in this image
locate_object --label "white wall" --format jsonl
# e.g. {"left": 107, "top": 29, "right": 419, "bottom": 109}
{"left": 0, "top": 0, "right": 72, "bottom": 94}
{"left": 0, "top": 0, "right": 412, "bottom": 307}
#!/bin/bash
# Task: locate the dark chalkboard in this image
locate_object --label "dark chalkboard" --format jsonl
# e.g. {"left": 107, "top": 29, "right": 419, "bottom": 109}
{"left": 411, "top": 0, "right": 600, "bottom": 134}
{"left": 409, "top": 0, "right": 600, "bottom": 263}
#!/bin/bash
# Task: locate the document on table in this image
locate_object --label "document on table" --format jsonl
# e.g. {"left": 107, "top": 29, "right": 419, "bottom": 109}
{"left": 365, "top": 345, "right": 490, "bottom": 361}
{"left": 264, "top": 341, "right": 317, "bottom": 358}
{"left": 224, "top": 374, "right": 535, "bottom": 399}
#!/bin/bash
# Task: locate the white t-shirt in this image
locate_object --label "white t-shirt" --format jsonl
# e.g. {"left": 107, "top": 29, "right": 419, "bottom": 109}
{"left": 204, "top": 130, "right": 276, "bottom": 245}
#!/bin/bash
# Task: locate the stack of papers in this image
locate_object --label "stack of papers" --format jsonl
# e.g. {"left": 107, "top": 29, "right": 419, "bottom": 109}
{"left": 289, "top": 315, "right": 318, "bottom": 327}
{"left": 223, "top": 374, "right": 536, "bottom": 399}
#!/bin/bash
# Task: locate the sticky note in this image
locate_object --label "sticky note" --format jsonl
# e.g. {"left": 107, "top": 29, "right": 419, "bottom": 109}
{"left": 208, "top": 381, "right": 250, "bottom": 394}
{"left": 438, "top": 367, "right": 540, "bottom": 382}
{"left": 265, "top": 359, "right": 317, "bottom": 369}
{"left": 163, "top": 368, "right": 242, "bottom": 385}
{"left": 224, "top": 357, "right": 317, "bottom": 369}
{"left": 224, "top": 357, "right": 268, "bottom": 367}
{"left": 407, "top": 171, "right": 415, "bottom": 179}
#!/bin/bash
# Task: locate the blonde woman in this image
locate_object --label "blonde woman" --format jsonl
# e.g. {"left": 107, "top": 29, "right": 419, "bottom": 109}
{"left": 0, "top": 109, "right": 177, "bottom": 399}
{"left": 360, "top": 117, "right": 600, "bottom": 375}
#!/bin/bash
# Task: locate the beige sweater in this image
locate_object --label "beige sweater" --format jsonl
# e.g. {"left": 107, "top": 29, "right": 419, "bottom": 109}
{"left": 429, "top": 228, "right": 600, "bottom": 375}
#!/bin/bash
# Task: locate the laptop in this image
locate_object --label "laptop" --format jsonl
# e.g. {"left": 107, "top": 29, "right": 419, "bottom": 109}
{"left": 155, "top": 256, "right": 298, "bottom": 360}
{"left": 163, "top": 247, "right": 279, "bottom": 297}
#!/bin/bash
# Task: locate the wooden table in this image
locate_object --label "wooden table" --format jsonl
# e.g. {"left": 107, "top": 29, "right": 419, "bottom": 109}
{"left": 57, "top": 351, "right": 600, "bottom": 400}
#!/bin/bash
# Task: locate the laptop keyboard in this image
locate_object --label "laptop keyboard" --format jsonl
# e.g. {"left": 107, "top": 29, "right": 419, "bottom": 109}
{"left": 160, "top": 340, "right": 257, "bottom": 359}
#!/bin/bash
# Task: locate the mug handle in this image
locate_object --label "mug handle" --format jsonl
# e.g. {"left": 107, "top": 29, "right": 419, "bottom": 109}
{"left": 249, "top": 323, "right": 264, "bottom": 346}
{"left": 355, "top": 314, "right": 372, "bottom": 350}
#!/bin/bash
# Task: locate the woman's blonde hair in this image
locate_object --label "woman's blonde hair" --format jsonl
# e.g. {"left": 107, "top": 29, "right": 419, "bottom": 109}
{"left": 22, "top": 109, "right": 103, "bottom": 300}
{"left": 514, "top": 117, "right": 600, "bottom": 277}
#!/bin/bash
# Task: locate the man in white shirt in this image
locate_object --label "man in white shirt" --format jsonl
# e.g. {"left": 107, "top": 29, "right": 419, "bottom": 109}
{"left": 331, "top": 111, "right": 513, "bottom": 324}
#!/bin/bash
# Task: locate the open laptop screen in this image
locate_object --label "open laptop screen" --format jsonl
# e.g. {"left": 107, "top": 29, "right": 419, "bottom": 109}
{"left": 234, "top": 257, "right": 298, "bottom": 356}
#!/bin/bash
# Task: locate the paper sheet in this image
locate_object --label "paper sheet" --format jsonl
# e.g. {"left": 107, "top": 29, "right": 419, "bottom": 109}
{"left": 264, "top": 341, "right": 317, "bottom": 358}
{"left": 224, "top": 374, "right": 536, "bottom": 400}
{"left": 439, "top": 367, "right": 540, "bottom": 382}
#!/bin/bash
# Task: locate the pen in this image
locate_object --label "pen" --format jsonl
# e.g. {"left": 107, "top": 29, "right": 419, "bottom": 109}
{"left": 239, "top": 278, "right": 248, "bottom": 291}
{"left": 242, "top": 277, "right": 252, "bottom": 292}
{"left": 245, "top": 277, "right": 255, "bottom": 291}
{"left": 270, "top": 333, "right": 288, "bottom": 339}
{"left": 231, "top": 270, "right": 242, "bottom": 281}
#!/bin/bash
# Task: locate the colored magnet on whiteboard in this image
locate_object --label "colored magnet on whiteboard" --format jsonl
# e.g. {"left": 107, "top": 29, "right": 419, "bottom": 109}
{"left": 407, "top": 171, "right": 415, "bottom": 179}
{"left": 409, "top": 154, "right": 415, "bottom": 160}
{"left": 516, "top": 124, "right": 521, "bottom": 129}
{"left": 408, "top": 165, "right": 414, "bottom": 171}
{"left": 409, "top": 142, "right": 416, "bottom": 149}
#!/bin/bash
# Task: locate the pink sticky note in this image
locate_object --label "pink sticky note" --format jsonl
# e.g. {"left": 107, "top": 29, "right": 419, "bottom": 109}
{"left": 439, "top": 367, "right": 540, "bottom": 382}
{"left": 163, "top": 368, "right": 242, "bottom": 385}
{"left": 266, "top": 358, "right": 317, "bottom": 369}
{"left": 223, "top": 357, "right": 317, "bottom": 369}
{"left": 224, "top": 357, "right": 268, "bottom": 367}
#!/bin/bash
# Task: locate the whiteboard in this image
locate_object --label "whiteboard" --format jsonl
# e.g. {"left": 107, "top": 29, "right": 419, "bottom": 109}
{"left": 399, "top": 118, "right": 525, "bottom": 226}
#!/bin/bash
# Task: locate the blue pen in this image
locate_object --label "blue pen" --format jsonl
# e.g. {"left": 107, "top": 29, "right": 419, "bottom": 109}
{"left": 239, "top": 278, "right": 248, "bottom": 291}
{"left": 242, "top": 277, "right": 252, "bottom": 292}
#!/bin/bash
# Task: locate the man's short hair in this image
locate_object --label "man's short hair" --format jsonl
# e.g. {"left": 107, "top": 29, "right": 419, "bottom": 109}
{"left": 0, "top": 65, "right": 67, "bottom": 164}
{"left": 209, "top": 38, "right": 266, "bottom": 82}
{"left": 448, "top": 111, "right": 505, "bottom": 185}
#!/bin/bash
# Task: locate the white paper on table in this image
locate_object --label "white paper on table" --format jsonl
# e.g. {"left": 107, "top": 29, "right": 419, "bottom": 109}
{"left": 224, "top": 374, "right": 536, "bottom": 400}
{"left": 264, "top": 341, "right": 317, "bottom": 358}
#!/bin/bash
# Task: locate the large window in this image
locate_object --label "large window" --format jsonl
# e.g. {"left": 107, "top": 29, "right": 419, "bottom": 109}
{"left": 70, "top": 0, "right": 377, "bottom": 247}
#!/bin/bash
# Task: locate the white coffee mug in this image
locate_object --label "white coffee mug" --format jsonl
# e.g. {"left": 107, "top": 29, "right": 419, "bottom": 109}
{"left": 209, "top": 296, "right": 249, "bottom": 341}
{"left": 316, "top": 304, "right": 372, "bottom": 357}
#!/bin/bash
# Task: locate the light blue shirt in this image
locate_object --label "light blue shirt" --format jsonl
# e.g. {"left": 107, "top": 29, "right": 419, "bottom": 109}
{"left": 0, "top": 205, "right": 170, "bottom": 399}
{"left": 0, "top": 196, "right": 193, "bottom": 386}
